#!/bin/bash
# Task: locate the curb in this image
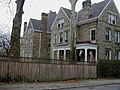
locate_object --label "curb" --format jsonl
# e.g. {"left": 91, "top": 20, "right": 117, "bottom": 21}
{"left": 44, "top": 82, "right": 120, "bottom": 90}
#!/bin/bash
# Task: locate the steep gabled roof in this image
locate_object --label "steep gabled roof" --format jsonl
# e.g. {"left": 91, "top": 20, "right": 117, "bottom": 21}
{"left": 77, "top": 0, "right": 110, "bottom": 22}
{"left": 47, "top": 11, "right": 57, "bottom": 32}
{"left": 61, "top": 7, "right": 72, "bottom": 19}
{"left": 30, "top": 18, "right": 41, "bottom": 30}
{"left": 61, "top": 0, "right": 110, "bottom": 23}
{"left": 61, "top": 7, "right": 77, "bottom": 20}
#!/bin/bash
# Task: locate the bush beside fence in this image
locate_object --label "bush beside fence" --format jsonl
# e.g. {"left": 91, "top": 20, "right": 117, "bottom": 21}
{"left": 97, "top": 60, "right": 120, "bottom": 78}
{"left": 0, "top": 57, "right": 97, "bottom": 82}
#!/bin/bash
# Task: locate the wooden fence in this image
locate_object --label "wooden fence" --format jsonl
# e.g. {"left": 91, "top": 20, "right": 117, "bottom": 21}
{"left": 0, "top": 59, "right": 96, "bottom": 82}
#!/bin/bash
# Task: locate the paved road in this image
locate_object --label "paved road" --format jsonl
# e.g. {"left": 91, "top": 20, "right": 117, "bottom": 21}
{"left": 64, "top": 84, "right": 120, "bottom": 90}
{"left": 0, "top": 79, "right": 120, "bottom": 90}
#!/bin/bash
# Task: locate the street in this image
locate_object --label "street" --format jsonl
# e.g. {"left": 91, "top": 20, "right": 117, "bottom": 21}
{"left": 64, "top": 84, "right": 120, "bottom": 90}
{"left": 0, "top": 83, "right": 120, "bottom": 90}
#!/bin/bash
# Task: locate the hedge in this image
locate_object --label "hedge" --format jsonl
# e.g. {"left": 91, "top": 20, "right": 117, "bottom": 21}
{"left": 97, "top": 60, "right": 120, "bottom": 78}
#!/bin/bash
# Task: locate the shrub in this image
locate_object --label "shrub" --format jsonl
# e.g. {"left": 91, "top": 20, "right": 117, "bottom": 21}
{"left": 97, "top": 60, "right": 120, "bottom": 78}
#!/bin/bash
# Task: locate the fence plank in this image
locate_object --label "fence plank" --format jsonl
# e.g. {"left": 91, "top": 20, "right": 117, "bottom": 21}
{"left": 0, "top": 60, "right": 96, "bottom": 82}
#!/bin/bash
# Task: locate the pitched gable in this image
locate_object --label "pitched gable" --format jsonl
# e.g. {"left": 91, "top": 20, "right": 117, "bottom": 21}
{"left": 47, "top": 11, "right": 57, "bottom": 32}
{"left": 61, "top": 7, "right": 71, "bottom": 19}
{"left": 51, "top": 7, "right": 70, "bottom": 29}
{"left": 30, "top": 18, "right": 41, "bottom": 30}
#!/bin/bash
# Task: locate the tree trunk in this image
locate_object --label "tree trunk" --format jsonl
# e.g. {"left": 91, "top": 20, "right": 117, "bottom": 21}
{"left": 9, "top": 14, "right": 21, "bottom": 57}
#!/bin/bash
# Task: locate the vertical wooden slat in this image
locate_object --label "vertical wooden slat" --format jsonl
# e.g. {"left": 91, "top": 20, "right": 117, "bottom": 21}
{"left": 0, "top": 59, "right": 96, "bottom": 81}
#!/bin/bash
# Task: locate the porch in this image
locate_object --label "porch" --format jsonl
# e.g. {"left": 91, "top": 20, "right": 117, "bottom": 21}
{"left": 52, "top": 43, "right": 98, "bottom": 63}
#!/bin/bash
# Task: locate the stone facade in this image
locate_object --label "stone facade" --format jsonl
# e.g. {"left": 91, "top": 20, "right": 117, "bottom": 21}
{"left": 96, "top": 0, "right": 120, "bottom": 60}
{"left": 51, "top": 0, "right": 120, "bottom": 62}
{"left": 20, "top": 11, "right": 56, "bottom": 58}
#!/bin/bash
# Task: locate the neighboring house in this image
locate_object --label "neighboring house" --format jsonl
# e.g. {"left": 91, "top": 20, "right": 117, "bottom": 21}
{"left": 0, "top": 35, "right": 10, "bottom": 56}
{"left": 51, "top": 0, "right": 120, "bottom": 62}
{"left": 0, "top": 42, "right": 4, "bottom": 56}
{"left": 20, "top": 11, "right": 56, "bottom": 58}
{"left": 0, "top": 41, "right": 5, "bottom": 56}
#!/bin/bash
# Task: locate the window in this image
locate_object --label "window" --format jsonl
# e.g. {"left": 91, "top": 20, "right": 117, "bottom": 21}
{"left": 59, "top": 32, "right": 63, "bottom": 43}
{"left": 105, "top": 49, "right": 111, "bottom": 60}
{"left": 90, "top": 28, "right": 96, "bottom": 41}
{"left": 115, "top": 32, "right": 120, "bottom": 43}
{"left": 0, "top": 41, "right": 2, "bottom": 47}
{"left": 54, "top": 34, "right": 57, "bottom": 44}
{"left": 64, "top": 31, "right": 69, "bottom": 43}
{"left": 105, "top": 28, "right": 111, "bottom": 41}
{"left": 108, "top": 13, "right": 116, "bottom": 25}
{"left": 115, "top": 51, "right": 120, "bottom": 60}
{"left": 57, "top": 18, "right": 64, "bottom": 28}
{"left": 48, "top": 44, "right": 51, "bottom": 47}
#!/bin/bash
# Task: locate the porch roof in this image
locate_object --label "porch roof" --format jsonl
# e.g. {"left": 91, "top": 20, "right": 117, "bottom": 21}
{"left": 76, "top": 40, "right": 98, "bottom": 45}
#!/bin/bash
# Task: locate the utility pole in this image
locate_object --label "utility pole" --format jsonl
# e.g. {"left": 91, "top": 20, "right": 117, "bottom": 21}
{"left": 69, "top": 0, "right": 78, "bottom": 62}
{"left": 10, "top": 0, "right": 25, "bottom": 57}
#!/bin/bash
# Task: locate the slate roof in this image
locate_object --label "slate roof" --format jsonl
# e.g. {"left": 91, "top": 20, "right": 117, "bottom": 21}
{"left": 61, "top": 7, "right": 72, "bottom": 19}
{"left": 61, "top": 7, "right": 77, "bottom": 19}
{"left": 77, "top": 0, "right": 110, "bottom": 22}
{"left": 30, "top": 12, "right": 56, "bottom": 32}
{"left": 47, "top": 11, "right": 57, "bottom": 32}
{"left": 30, "top": 18, "right": 41, "bottom": 30}
{"left": 62, "top": 0, "right": 110, "bottom": 23}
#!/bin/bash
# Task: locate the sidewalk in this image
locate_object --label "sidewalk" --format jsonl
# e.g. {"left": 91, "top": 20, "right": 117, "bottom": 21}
{"left": 0, "top": 79, "right": 120, "bottom": 90}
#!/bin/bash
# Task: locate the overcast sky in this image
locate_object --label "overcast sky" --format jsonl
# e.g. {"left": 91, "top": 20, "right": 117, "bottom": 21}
{"left": 23, "top": 0, "right": 120, "bottom": 21}
{"left": 0, "top": 0, "right": 120, "bottom": 35}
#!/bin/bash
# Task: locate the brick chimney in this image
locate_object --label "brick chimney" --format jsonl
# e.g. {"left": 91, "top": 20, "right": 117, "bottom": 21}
{"left": 41, "top": 13, "right": 48, "bottom": 32}
{"left": 82, "top": 0, "right": 91, "bottom": 8}
{"left": 40, "top": 12, "right": 49, "bottom": 55}
{"left": 82, "top": 0, "right": 92, "bottom": 19}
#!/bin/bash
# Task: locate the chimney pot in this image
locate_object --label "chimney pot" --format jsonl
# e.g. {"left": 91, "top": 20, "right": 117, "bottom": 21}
{"left": 82, "top": 0, "right": 91, "bottom": 8}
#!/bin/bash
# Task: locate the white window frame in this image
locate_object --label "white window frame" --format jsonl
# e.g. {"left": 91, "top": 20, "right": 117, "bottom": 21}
{"left": 54, "top": 34, "right": 57, "bottom": 44}
{"left": 57, "top": 18, "right": 64, "bottom": 28}
{"left": 115, "top": 32, "right": 120, "bottom": 43}
{"left": 59, "top": 32, "right": 63, "bottom": 43}
{"left": 118, "top": 52, "right": 120, "bottom": 60}
{"left": 105, "top": 29, "right": 111, "bottom": 41}
{"left": 64, "top": 31, "right": 69, "bottom": 43}
{"left": 90, "top": 28, "right": 96, "bottom": 42}
{"left": 108, "top": 13, "right": 116, "bottom": 25}
{"left": 64, "top": 31, "right": 69, "bottom": 40}
{"left": 106, "top": 49, "right": 111, "bottom": 60}
{"left": 115, "top": 51, "right": 120, "bottom": 60}
{"left": 115, "top": 32, "right": 118, "bottom": 42}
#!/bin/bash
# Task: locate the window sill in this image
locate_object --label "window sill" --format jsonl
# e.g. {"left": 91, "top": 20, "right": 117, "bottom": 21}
{"left": 108, "top": 23, "right": 116, "bottom": 26}
{"left": 90, "top": 40, "right": 96, "bottom": 43}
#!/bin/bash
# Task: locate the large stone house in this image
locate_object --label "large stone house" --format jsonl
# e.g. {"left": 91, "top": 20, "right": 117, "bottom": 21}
{"left": 51, "top": 0, "right": 120, "bottom": 62}
{"left": 21, "top": 11, "right": 56, "bottom": 58}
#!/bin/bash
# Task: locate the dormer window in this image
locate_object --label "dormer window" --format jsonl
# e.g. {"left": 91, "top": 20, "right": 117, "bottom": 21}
{"left": 57, "top": 18, "right": 64, "bottom": 28}
{"left": 108, "top": 13, "right": 116, "bottom": 25}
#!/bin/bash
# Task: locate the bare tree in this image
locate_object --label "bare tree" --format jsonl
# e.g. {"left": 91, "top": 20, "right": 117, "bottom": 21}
{"left": 69, "top": 0, "right": 78, "bottom": 62}
{"left": 0, "top": 23, "right": 10, "bottom": 56}
{"left": 0, "top": 33, "right": 10, "bottom": 56}
{"left": 10, "top": 0, "right": 25, "bottom": 57}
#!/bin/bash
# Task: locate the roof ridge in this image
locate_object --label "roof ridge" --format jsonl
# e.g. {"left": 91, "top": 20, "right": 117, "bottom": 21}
{"left": 30, "top": 18, "right": 40, "bottom": 21}
{"left": 77, "top": 0, "right": 110, "bottom": 23}
{"left": 61, "top": 7, "right": 71, "bottom": 10}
